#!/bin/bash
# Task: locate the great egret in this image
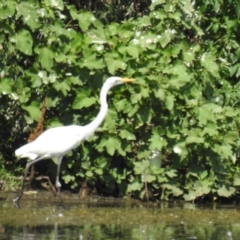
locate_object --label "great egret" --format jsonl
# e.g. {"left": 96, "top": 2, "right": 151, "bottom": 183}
{"left": 14, "top": 76, "right": 135, "bottom": 202}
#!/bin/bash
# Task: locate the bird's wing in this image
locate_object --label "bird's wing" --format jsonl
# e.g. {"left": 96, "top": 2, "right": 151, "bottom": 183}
{"left": 16, "top": 125, "right": 85, "bottom": 159}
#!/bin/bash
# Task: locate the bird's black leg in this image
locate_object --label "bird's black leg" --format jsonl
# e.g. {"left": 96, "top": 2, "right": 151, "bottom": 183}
{"left": 13, "top": 157, "right": 45, "bottom": 203}
{"left": 55, "top": 156, "right": 63, "bottom": 201}
{"left": 13, "top": 162, "right": 31, "bottom": 202}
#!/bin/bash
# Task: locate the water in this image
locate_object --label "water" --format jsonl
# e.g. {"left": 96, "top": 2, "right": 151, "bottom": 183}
{"left": 0, "top": 193, "right": 239, "bottom": 240}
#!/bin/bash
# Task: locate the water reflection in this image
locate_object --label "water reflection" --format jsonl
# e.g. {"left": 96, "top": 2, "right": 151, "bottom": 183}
{"left": 1, "top": 221, "right": 239, "bottom": 240}
{"left": 0, "top": 199, "right": 240, "bottom": 240}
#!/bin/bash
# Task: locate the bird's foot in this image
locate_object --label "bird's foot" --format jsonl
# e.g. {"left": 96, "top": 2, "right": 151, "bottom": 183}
{"left": 13, "top": 191, "right": 23, "bottom": 203}
{"left": 13, "top": 195, "right": 20, "bottom": 203}
{"left": 55, "top": 180, "right": 61, "bottom": 188}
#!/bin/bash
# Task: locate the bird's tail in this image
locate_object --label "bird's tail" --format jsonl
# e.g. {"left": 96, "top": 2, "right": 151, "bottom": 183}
{"left": 15, "top": 143, "right": 38, "bottom": 160}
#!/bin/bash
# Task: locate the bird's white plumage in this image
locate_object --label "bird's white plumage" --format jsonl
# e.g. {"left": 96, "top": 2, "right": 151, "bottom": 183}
{"left": 15, "top": 125, "right": 85, "bottom": 160}
{"left": 14, "top": 76, "right": 135, "bottom": 202}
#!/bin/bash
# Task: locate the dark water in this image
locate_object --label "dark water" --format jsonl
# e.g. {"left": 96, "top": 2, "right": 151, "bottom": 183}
{"left": 0, "top": 193, "right": 239, "bottom": 240}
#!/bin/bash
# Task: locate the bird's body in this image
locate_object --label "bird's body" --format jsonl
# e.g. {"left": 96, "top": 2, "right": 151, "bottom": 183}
{"left": 14, "top": 76, "right": 135, "bottom": 202}
{"left": 15, "top": 125, "right": 85, "bottom": 160}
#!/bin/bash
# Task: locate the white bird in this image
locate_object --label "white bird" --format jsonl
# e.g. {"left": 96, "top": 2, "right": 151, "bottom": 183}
{"left": 14, "top": 76, "right": 135, "bottom": 202}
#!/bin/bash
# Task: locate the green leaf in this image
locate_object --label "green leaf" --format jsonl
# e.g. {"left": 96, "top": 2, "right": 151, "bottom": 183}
{"left": 0, "top": 1, "right": 16, "bottom": 19}
{"left": 86, "top": 170, "right": 93, "bottom": 177}
{"left": 73, "top": 96, "right": 96, "bottom": 110}
{"left": 70, "top": 10, "right": 95, "bottom": 31}
{"left": 224, "top": 131, "right": 239, "bottom": 144}
{"left": 184, "top": 181, "right": 210, "bottom": 200}
{"left": 114, "top": 99, "right": 128, "bottom": 112}
{"left": 165, "top": 170, "right": 177, "bottom": 178}
{"left": 66, "top": 76, "right": 83, "bottom": 86}
{"left": 0, "top": 78, "right": 12, "bottom": 94}
{"left": 201, "top": 52, "right": 219, "bottom": 78}
{"left": 62, "top": 175, "right": 75, "bottom": 184}
{"left": 142, "top": 173, "right": 156, "bottom": 183}
{"left": 104, "top": 137, "right": 119, "bottom": 156}
{"left": 164, "top": 64, "right": 192, "bottom": 88}
{"left": 149, "top": 154, "right": 161, "bottom": 168}
{"left": 44, "top": 0, "right": 64, "bottom": 10}
{"left": 83, "top": 54, "right": 105, "bottom": 70}
{"left": 217, "top": 185, "right": 235, "bottom": 197}
{"left": 16, "top": 1, "right": 40, "bottom": 29}
{"left": 23, "top": 102, "right": 41, "bottom": 122}
{"left": 183, "top": 190, "right": 197, "bottom": 201}
{"left": 180, "top": 0, "right": 194, "bottom": 15}
{"left": 105, "top": 54, "right": 127, "bottom": 74}
{"left": 159, "top": 29, "right": 175, "bottom": 48}
{"left": 212, "top": 143, "right": 232, "bottom": 159}
{"left": 224, "top": 106, "right": 239, "bottom": 117}
{"left": 126, "top": 45, "right": 139, "bottom": 58}
{"left": 163, "top": 184, "right": 183, "bottom": 197}
{"left": 119, "top": 129, "right": 136, "bottom": 140}
{"left": 149, "top": 134, "right": 167, "bottom": 150}
{"left": 233, "top": 173, "right": 240, "bottom": 186}
{"left": 165, "top": 95, "right": 175, "bottom": 111}
{"left": 154, "top": 89, "right": 165, "bottom": 100}
{"left": 134, "top": 160, "right": 150, "bottom": 174}
{"left": 199, "top": 170, "right": 208, "bottom": 180}
{"left": 127, "top": 181, "right": 143, "bottom": 192}
{"left": 128, "top": 105, "right": 139, "bottom": 117}
{"left": 37, "top": 47, "right": 54, "bottom": 71}
{"left": 236, "top": 1, "right": 240, "bottom": 18}
{"left": 183, "top": 50, "right": 195, "bottom": 62}
{"left": 186, "top": 136, "right": 204, "bottom": 144}
{"left": 47, "top": 116, "right": 62, "bottom": 128}
{"left": 103, "top": 108, "right": 118, "bottom": 130}
{"left": 12, "top": 30, "right": 33, "bottom": 55}
{"left": 150, "top": 0, "right": 166, "bottom": 10}
{"left": 54, "top": 81, "right": 71, "bottom": 96}
{"left": 202, "top": 122, "right": 219, "bottom": 137}
{"left": 192, "top": 23, "right": 204, "bottom": 36}
{"left": 72, "top": 89, "right": 97, "bottom": 109}
{"left": 37, "top": 71, "right": 57, "bottom": 84}
{"left": 195, "top": 104, "right": 222, "bottom": 125}
{"left": 94, "top": 168, "right": 103, "bottom": 175}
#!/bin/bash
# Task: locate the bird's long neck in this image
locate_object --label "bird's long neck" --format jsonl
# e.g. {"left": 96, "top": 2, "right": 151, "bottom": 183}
{"left": 84, "top": 84, "right": 111, "bottom": 135}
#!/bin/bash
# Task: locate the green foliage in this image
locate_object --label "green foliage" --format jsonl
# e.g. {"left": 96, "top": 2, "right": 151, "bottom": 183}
{"left": 0, "top": 0, "right": 240, "bottom": 201}
{"left": 0, "top": 154, "right": 22, "bottom": 191}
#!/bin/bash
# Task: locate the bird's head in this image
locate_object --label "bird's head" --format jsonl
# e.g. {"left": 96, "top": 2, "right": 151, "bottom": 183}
{"left": 105, "top": 76, "right": 135, "bottom": 87}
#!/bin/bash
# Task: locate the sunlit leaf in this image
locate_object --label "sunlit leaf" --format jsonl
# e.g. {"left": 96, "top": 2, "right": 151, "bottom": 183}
{"left": 119, "top": 129, "right": 136, "bottom": 140}
{"left": 23, "top": 102, "right": 41, "bottom": 121}
{"left": 163, "top": 184, "right": 183, "bottom": 196}
{"left": 105, "top": 54, "right": 127, "bottom": 74}
{"left": 126, "top": 45, "right": 139, "bottom": 58}
{"left": 186, "top": 136, "right": 204, "bottom": 144}
{"left": 142, "top": 173, "right": 156, "bottom": 183}
{"left": 154, "top": 89, "right": 165, "bottom": 100}
{"left": 233, "top": 173, "right": 240, "bottom": 186}
{"left": 62, "top": 175, "right": 75, "bottom": 184}
{"left": 201, "top": 52, "right": 219, "bottom": 77}
{"left": 127, "top": 181, "right": 143, "bottom": 192}
{"left": 104, "top": 137, "right": 119, "bottom": 156}
{"left": 0, "top": 1, "right": 16, "bottom": 18}
{"left": 159, "top": 29, "right": 175, "bottom": 48}
{"left": 0, "top": 78, "right": 12, "bottom": 94}
{"left": 37, "top": 47, "right": 54, "bottom": 71}
{"left": 165, "top": 95, "right": 175, "bottom": 111}
{"left": 12, "top": 30, "right": 33, "bottom": 55}
{"left": 70, "top": 10, "right": 95, "bottom": 31}
{"left": 217, "top": 185, "right": 235, "bottom": 197}
{"left": 16, "top": 1, "right": 40, "bottom": 29}
{"left": 44, "top": 0, "right": 64, "bottom": 10}
{"left": 134, "top": 160, "right": 150, "bottom": 174}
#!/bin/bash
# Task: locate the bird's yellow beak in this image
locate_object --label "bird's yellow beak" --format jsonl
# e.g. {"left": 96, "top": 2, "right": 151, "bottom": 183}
{"left": 120, "top": 78, "right": 135, "bottom": 83}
